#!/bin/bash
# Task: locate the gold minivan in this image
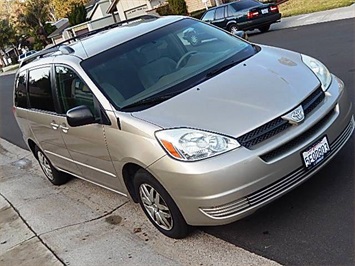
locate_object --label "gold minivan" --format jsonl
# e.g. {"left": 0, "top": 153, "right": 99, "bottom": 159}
{"left": 14, "top": 16, "right": 354, "bottom": 238}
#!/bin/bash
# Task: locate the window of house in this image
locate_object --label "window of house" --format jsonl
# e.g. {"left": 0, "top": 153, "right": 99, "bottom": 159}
{"left": 28, "top": 67, "right": 55, "bottom": 112}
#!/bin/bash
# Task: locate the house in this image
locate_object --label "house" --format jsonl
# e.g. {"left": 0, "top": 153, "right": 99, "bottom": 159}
{"left": 107, "top": 0, "right": 165, "bottom": 20}
{"left": 48, "top": 19, "right": 70, "bottom": 45}
{"left": 48, "top": 0, "right": 120, "bottom": 45}
{"left": 185, "top": 0, "right": 215, "bottom": 13}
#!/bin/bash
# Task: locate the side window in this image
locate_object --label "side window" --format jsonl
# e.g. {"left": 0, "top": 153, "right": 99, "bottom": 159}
{"left": 55, "top": 65, "right": 99, "bottom": 118}
{"left": 215, "top": 7, "right": 225, "bottom": 20}
{"left": 227, "top": 5, "right": 237, "bottom": 16}
{"left": 14, "top": 71, "right": 27, "bottom": 108}
{"left": 201, "top": 10, "right": 215, "bottom": 21}
{"left": 28, "top": 67, "right": 55, "bottom": 112}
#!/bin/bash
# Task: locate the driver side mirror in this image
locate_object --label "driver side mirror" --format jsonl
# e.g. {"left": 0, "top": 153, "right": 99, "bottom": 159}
{"left": 66, "top": 105, "right": 95, "bottom": 127}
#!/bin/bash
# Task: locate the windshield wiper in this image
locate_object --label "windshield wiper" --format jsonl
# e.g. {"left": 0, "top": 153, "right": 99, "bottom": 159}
{"left": 120, "top": 94, "right": 175, "bottom": 110}
{"left": 205, "top": 61, "right": 239, "bottom": 78}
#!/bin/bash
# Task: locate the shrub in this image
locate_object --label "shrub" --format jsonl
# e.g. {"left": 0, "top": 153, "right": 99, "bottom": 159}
{"left": 168, "top": 0, "right": 188, "bottom": 15}
{"left": 156, "top": 4, "right": 173, "bottom": 16}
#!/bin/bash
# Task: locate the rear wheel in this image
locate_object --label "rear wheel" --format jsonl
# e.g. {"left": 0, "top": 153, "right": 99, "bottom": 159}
{"left": 258, "top": 25, "right": 270, "bottom": 33}
{"left": 35, "top": 146, "right": 69, "bottom": 185}
{"left": 133, "top": 169, "right": 189, "bottom": 239}
{"left": 228, "top": 23, "right": 239, "bottom": 35}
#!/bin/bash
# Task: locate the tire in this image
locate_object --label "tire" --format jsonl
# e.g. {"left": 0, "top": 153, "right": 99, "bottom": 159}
{"left": 35, "top": 146, "right": 69, "bottom": 186}
{"left": 228, "top": 23, "right": 239, "bottom": 35}
{"left": 133, "top": 169, "right": 189, "bottom": 239}
{"left": 258, "top": 25, "right": 270, "bottom": 33}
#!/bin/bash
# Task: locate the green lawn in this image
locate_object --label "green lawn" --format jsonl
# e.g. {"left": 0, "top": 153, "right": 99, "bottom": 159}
{"left": 279, "top": 0, "right": 355, "bottom": 17}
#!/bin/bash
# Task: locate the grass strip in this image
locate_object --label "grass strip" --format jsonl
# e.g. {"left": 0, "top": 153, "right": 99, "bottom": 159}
{"left": 279, "top": 0, "right": 355, "bottom": 17}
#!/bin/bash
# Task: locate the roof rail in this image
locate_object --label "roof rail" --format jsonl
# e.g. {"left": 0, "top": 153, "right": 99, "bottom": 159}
{"left": 19, "top": 14, "right": 159, "bottom": 68}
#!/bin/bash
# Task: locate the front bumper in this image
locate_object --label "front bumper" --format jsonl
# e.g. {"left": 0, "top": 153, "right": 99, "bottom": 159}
{"left": 147, "top": 76, "right": 354, "bottom": 226}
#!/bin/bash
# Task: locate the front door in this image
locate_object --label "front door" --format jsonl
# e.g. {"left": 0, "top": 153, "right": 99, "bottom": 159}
{"left": 54, "top": 65, "right": 120, "bottom": 190}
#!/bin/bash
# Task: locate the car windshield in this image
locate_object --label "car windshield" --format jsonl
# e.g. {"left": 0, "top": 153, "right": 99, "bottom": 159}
{"left": 81, "top": 18, "right": 257, "bottom": 111}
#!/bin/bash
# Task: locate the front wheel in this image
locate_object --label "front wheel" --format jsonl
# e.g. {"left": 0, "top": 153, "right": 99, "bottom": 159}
{"left": 35, "top": 146, "right": 69, "bottom": 185}
{"left": 133, "top": 169, "right": 189, "bottom": 238}
{"left": 228, "top": 23, "right": 239, "bottom": 35}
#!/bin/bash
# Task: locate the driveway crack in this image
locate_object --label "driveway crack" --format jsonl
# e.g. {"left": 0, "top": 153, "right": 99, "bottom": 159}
{"left": 0, "top": 192, "right": 66, "bottom": 266}
{"left": 39, "top": 201, "right": 129, "bottom": 237}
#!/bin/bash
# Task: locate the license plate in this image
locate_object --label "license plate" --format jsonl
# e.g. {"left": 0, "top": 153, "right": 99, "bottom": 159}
{"left": 261, "top": 8, "right": 269, "bottom": 14}
{"left": 302, "top": 136, "right": 330, "bottom": 168}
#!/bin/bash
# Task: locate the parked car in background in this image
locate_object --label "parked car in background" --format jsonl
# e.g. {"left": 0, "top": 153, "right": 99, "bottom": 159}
{"left": 18, "top": 50, "right": 37, "bottom": 63}
{"left": 14, "top": 15, "right": 354, "bottom": 239}
{"left": 201, "top": 0, "right": 281, "bottom": 33}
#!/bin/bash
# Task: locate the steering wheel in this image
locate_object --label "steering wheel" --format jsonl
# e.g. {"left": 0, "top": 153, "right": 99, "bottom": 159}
{"left": 176, "top": 51, "right": 197, "bottom": 69}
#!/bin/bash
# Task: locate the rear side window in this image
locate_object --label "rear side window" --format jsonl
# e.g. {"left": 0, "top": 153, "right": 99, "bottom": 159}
{"left": 215, "top": 7, "right": 225, "bottom": 20}
{"left": 201, "top": 10, "right": 215, "bottom": 21}
{"left": 28, "top": 67, "right": 55, "bottom": 112}
{"left": 14, "top": 71, "right": 27, "bottom": 108}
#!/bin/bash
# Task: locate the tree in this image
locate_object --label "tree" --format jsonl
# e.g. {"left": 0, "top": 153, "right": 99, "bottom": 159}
{"left": 0, "top": 19, "right": 16, "bottom": 65}
{"left": 19, "top": 0, "right": 56, "bottom": 49}
{"left": 51, "top": 0, "right": 88, "bottom": 19}
{"left": 67, "top": 3, "right": 87, "bottom": 26}
{"left": 168, "top": 0, "right": 188, "bottom": 15}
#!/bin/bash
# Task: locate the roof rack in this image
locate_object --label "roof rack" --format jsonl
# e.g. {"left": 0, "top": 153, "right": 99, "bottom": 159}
{"left": 20, "top": 14, "right": 159, "bottom": 68}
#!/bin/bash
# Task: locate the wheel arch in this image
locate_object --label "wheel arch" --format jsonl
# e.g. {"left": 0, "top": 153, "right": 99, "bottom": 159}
{"left": 28, "top": 139, "right": 38, "bottom": 159}
{"left": 226, "top": 20, "right": 238, "bottom": 29}
{"left": 122, "top": 162, "right": 143, "bottom": 203}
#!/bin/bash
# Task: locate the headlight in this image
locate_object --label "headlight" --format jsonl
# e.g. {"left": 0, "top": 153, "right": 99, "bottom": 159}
{"left": 155, "top": 128, "right": 240, "bottom": 161}
{"left": 302, "top": 54, "right": 332, "bottom": 91}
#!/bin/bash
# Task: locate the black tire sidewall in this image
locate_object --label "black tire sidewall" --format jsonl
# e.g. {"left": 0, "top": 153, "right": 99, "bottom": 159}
{"left": 35, "top": 146, "right": 68, "bottom": 186}
{"left": 228, "top": 23, "right": 238, "bottom": 32}
{"left": 133, "top": 169, "right": 189, "bottom": 239}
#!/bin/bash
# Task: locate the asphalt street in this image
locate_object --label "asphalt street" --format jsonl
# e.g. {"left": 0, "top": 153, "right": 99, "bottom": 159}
{"left": 203, "top": 18, "right": 355, "bottom": 265}
{"left": 0, "top": 74, "right": 26, "bottom": 149}
{"left": 0, "top": 18, "right": 354, "bottom": 266}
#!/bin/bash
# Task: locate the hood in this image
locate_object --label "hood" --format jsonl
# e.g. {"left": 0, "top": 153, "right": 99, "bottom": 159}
{"left": 132, "top": 46, "right": 320, "bottom": 137}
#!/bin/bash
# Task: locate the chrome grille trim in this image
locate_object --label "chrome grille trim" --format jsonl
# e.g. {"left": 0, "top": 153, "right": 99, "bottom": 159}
{"left": 260, "top": 108, "right": 334, "bottom": 162}
{"left": 200, "top": 116, "right": 354, "bottom": 219}
{"left": 237, "top": 86, "right": 325, "bottom": 148}
{"left": 201, "top": 198, "right": 249, "bottom": 218}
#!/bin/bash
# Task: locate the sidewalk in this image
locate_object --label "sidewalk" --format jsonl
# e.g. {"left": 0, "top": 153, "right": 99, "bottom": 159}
{"left": 273, "top": 3, "right": 355, "bottom": 30}
{"left": 0, "top": 139, "right": 279, "bottom": 265}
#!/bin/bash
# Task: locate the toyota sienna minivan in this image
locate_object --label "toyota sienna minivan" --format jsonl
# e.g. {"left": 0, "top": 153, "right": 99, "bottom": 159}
{"left": 14, "top": 15, "right": 354, "bottom": 238}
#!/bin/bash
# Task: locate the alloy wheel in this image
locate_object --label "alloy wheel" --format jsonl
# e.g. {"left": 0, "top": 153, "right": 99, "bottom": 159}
{"left": 139, "top": 183, "right": 173, "bottom": 230}
{"left": 38, "top": 151, "right": 54, "bottom": 181}
{"left": 230, "top": 26, "right": 239, "bottom": 35}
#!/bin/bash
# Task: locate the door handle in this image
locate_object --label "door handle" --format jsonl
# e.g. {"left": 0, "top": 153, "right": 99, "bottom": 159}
{"left": 60, "top": 124, "right": 69, "bottom": 133}
{"left": 50, "top": 122, "right": 59, "bottom": 130}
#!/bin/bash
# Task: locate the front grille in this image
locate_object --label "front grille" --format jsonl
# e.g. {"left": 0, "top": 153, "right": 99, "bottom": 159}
{"left": 237, "top": 86, "right": 325, "bottom": 148}
{"left": 200, "top": 116, "right": 354, "bottom": 219}
{"left": 260, "top": 108, "right": 334, "bottom": 162}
